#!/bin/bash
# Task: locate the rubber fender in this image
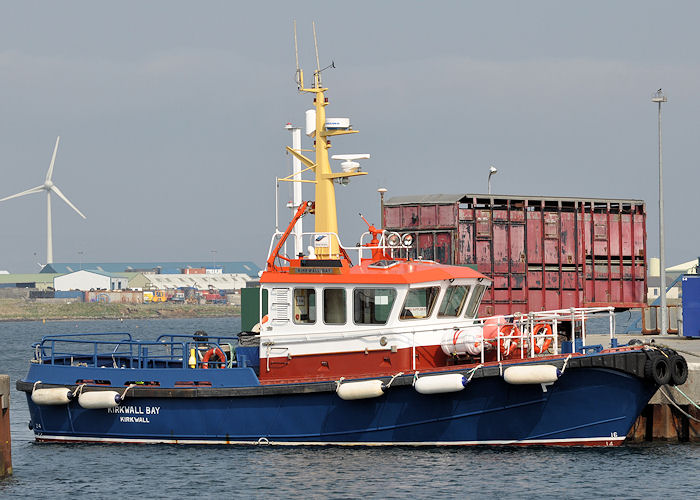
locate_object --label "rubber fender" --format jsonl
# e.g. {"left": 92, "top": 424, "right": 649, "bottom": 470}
{"left": 336, "top": 380, "right": 385, "bottom": 400}
{"left": 503, "top": 365, "right": 560, "bottom": 385}
{"left": 668, "top": 354, "right": 688, "bottom": 386}
{"left": 414, "top": 374, "right": 467, "bottom": 394}
{"left": 78, "top": 390, "right": 121, "bottom": 409}
{"left": 644, "top": 355, "right": 671, "bottom": 386}
{"left": 31, "top": 387, "right": 73, "bottom": 406}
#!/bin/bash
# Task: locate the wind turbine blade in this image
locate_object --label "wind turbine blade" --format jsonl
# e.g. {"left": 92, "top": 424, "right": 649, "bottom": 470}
{"left": 50, "top": 185, "right": 87, "bottom": 219}
{"left": 45, "top": 136, "right": 60, "bottom": 182}
{"left": 0, "top": 185, "right": 45, "bottom": 202}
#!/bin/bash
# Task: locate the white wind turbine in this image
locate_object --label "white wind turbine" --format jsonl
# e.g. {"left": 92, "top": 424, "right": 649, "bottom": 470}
{"left": 0, "top": 136, "right": 86, "bottom": 264}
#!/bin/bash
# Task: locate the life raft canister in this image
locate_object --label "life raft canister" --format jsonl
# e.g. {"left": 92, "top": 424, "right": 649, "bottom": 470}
{"left": 201, "top": 348, "right": 227, "bottom": 369}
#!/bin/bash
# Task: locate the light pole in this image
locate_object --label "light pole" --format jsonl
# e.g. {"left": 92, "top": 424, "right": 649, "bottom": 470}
{"left": 488, "top": 165, "right": 498, "bottom": 195}
{"left": 78, "top": 251, "right": 84, "bottom": 270}
{"left": 378, "top": 188, "right": 387, "bottom": 228}
{"left": 211, "top": 249, "right": 217, "bottom": 269}
{"left": 652, "top": 89, "right": 668, "bottom": 336}
{"left": 285, "top": 122, "right": 303, "bottom": 257}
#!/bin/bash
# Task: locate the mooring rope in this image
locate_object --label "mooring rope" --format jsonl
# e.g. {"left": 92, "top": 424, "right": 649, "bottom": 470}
{"left": 659, "top": 386, "right": 700, "bottom": 423}
{"left": 385, "top": 372, "right": 404, "bottom": 388}
{"left": 466, "top": 364, "right": 483, "bottom": 383}
{"left": 560, "top": 354, "right": 573, "bottom": 375}
{"left": 671, "top": 385, "right": 700, "bottom": 410}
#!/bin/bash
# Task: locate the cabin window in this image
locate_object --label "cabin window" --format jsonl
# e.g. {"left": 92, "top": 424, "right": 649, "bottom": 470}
{"left": 324, "top": 288, "right": 346, "bottom": 324}
{"left": 438, "top": 285, "right": 470, "bottom": 317}
{"left": 293, "top": 288, "right": 316, "bottom": 324}
{"left": 465, "top": 284, "right": 486, "bottom": 318}
{"left": 353, "top": 288, "right": 396, "bottom": 325}
{"left": 400, "top": 286, "right": 440, "bottom": 320}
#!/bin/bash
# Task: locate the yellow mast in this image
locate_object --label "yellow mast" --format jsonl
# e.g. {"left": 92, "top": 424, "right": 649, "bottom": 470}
{"left": 284, "top": 26, "right": 366, "bottom": 258}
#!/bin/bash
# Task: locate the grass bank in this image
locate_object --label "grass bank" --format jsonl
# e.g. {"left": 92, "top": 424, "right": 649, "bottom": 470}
{"left": 0, "top": 298, "right": 240, "bottom": 321}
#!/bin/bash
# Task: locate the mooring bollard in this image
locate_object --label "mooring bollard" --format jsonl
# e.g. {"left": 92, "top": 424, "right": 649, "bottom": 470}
{"left": 0, "top": 374, "right": 11, "bottom": 478}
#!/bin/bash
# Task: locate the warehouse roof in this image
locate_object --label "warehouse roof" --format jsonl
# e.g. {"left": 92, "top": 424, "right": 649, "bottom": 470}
{"left": 143, "top": 273, "right": 252, "bottom": 290}
{"left": 41, "top": 261, "right": 260, "bottom": 276}
{"left": 0, "top": 273, "right": 60, "bottom": 284}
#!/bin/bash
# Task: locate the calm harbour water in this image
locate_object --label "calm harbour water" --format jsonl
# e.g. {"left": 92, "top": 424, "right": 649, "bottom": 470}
{"left": 0, "top": 317, "right": 698, "bottom": 499}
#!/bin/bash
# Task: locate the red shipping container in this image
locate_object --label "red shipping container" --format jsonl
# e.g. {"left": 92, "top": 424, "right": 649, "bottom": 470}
{"left": 384, "top": 195, "right": 647, "bottom": 316}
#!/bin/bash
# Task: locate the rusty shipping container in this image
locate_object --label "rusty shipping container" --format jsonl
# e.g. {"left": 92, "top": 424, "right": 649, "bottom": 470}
{"left": 384, "top": 194, "right": 647, "bottom": 317}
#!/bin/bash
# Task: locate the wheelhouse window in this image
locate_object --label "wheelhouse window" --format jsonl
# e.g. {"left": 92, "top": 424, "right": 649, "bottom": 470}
{"left": 324, "top": 288, "right": 346, "bottom": 324}
{"left": 354, "top": 288, "right": 396, "bottom": 325}
{"left": 464, "top": 284, "right": 486, "bottom": 318}
{"left": 293, "top": 288, "right": 316, "bottom": 324}
{"left": 400, "top": 286, "right": 440, "bottom": 320}
{"left": 438, "top": 285, "right": 469, "bottom": 317}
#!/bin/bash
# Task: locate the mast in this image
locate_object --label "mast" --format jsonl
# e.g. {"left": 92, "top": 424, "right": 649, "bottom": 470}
{"left": 284, "top": 24, "right": 366, "bottom": 258}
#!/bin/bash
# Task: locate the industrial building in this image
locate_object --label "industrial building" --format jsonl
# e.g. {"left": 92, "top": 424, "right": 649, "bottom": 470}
{"left": 54, "top": 270, "right": 129, "bottom": 291}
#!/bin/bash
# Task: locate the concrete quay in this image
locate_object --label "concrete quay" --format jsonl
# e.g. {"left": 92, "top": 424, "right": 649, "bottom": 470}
{"left": 1, "top": 374, "right": 11, "bottom": 477}
{"left": 587, "top": 332, "right": 700, "bottom": 442}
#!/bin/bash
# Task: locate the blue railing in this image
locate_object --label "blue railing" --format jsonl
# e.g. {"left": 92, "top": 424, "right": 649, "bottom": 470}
{"left": 34, "top": 332, "right": 241, "bottom": 369}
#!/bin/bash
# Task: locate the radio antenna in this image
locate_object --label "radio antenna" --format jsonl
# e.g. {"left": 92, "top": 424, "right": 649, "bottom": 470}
{"left": 312, "top": 21, "right": 321, "bottom": 86}
{"left": 293, "top": 20, "right": 303, "bottom": 89}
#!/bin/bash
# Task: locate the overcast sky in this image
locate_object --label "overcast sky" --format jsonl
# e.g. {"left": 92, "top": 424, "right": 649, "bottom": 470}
{"left": 1, "top": 1, "right": 699, "bottom": 273}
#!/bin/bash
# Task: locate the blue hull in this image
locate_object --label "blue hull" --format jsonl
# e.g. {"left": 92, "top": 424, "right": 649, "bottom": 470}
{"left": 25, "top": 366, "right": 656, "bottom": 446}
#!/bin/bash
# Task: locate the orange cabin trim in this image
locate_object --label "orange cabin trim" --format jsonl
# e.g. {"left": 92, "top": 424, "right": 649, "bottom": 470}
{"left": 260, "top": 259, "right": 488, "bottom": 285}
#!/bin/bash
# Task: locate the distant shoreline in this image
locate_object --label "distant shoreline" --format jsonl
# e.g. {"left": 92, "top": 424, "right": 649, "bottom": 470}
{"left": 0, "top": 298, "right": 240, "bottom": 322}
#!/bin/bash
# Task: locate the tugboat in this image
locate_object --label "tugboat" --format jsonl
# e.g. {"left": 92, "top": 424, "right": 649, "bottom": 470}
{"left": 18, "top": 50, "right": 688, "bottom": 447}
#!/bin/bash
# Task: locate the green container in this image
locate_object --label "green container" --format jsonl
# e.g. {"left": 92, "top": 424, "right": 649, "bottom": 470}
{"left": 241, "top": 287, "right": 268, "bottom": 332}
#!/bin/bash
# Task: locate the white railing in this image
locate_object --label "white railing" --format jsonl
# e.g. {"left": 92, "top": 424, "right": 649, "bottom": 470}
{"left": 466, "top": 306, "right": 617, "bottom": 364}
{"left": 266, "top": 230, "right": 414, "bottom": 265}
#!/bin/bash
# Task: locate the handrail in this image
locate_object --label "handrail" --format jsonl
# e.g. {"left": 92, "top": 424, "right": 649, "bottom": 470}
{"left": 34, "top": 334, "right": 235, "bottom": 370}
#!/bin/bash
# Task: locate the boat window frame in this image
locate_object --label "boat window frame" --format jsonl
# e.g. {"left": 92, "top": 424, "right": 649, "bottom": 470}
{"left": 464, "top": 284, "right": 486, "bottom": 318}
{"left": 322, "top": 287, "right": 347, "bottom": 325}
{"left": 352, "top": 287, "right": 397, "bottom": 326}
{"left": 399, "top": 285, "right": 441, "bottom": 321}
{"left": 292, "top": 287, "right": 317, "bottom": 325}
{"left": 437, "top": 284, "right": 470, "bottom": 318}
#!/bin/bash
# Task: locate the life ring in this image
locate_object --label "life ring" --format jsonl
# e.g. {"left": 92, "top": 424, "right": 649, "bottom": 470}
{"left": 201, "top": 348, "right": 226, "bottom": 369}
{"left": 532, "top": 323, "right": 553, "bottom": 354}
{"left": 498, "top": 324, "right": 521, "bottom": 356}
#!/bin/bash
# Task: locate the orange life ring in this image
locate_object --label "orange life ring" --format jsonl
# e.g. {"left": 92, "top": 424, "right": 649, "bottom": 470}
{"left": 532, "top": 323, "right": 553, "bottom": 354}
{"left": 201, "top": 348, "right": 226, "bottom": 369}
{"left": 498, "top": 324, "right": 521, "bottom": 356}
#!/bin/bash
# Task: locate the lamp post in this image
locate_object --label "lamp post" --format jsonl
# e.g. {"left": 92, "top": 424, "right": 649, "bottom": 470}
{"left": 78, "top": 251, "right": 84, "bottom": 271}
{"left": 378, "top": 188, "right": 387, "bottom": 228}
{"left": 285, "top": 122, "right": 303, "bottom": 256}
{"left": 488, "top": 165, "right": 498, "bottom": 195}
{"left": 652, "top": 89, "right": 668, "bottom": 336}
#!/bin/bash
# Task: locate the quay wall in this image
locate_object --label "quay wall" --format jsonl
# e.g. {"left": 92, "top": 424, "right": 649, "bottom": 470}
{"left": 0, "top": 374, "right": 11, "bottom": 477}
{"left": 627, "top": 363, "right": 700, "bottom": 443}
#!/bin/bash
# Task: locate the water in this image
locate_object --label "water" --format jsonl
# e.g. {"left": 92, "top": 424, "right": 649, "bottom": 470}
{"left": 1, "top": 317, "right": 698, "bottom": 499}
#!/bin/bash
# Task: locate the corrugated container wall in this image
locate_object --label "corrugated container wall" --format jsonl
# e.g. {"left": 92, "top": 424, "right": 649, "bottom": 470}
{"left": 384, "top": 195, "right": 647, "bottom": 316}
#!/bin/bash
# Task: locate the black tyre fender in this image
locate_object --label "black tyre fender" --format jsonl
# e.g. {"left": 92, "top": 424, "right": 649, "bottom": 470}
{"left": 669, "top": 354, "right": 688, "bottom": 386}
{"left": 644, "top": 354, "right": 671, "bottom": 386}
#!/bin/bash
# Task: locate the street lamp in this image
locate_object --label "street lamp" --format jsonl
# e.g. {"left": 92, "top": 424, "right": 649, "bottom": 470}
{"left": 488, "top": 165, "right": 498, "bottom": 195}
{"left": 377, "top": 188, "right": 388, "bottom": 228}
{"left": 652, "top": 89, "right": 668, "bottom": 336}
{"left": 78, "top": 251, "right": 84, "bottom": 270}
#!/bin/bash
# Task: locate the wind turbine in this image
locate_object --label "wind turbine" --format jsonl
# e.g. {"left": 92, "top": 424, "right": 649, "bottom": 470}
{"left": 0, "top": 136, "right": 86, "bottom": 264}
